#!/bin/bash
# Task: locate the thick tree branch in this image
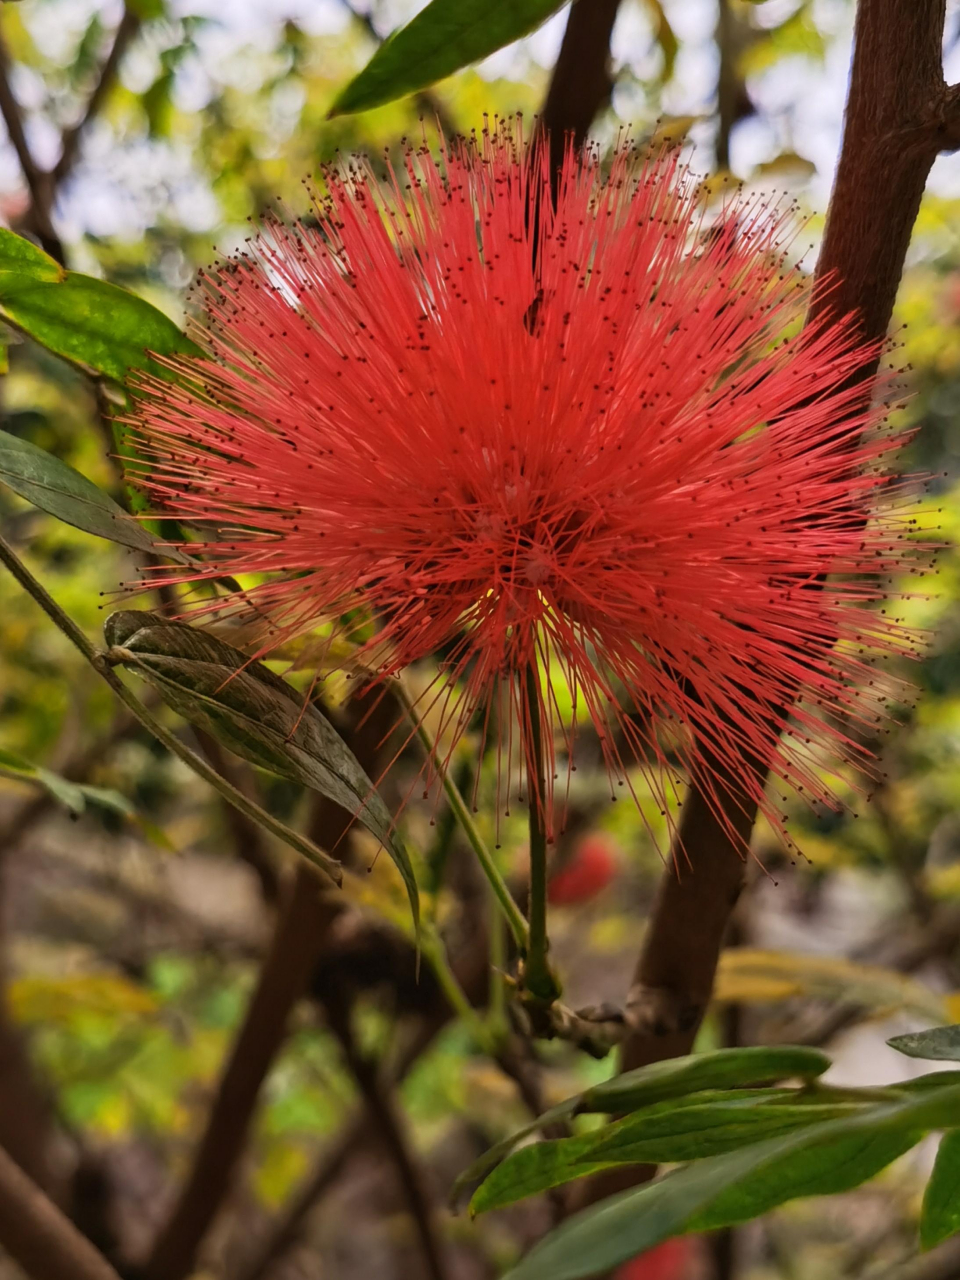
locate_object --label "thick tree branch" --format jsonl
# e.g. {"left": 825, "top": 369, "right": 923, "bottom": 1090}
{"left": 0, "top": 1144, "right": 121, "bottom": 1280}
{"left": 141, "top": 863, "right": 333, "bottom": 1280}
{"left": 141, "top": 685, "right": 397, "bottom": 1280}
{"left": 617, "top": 0, "right": 950, "bottom": 1081}
{"left": 539, "top": 0, "right": 622, "bottom": 176}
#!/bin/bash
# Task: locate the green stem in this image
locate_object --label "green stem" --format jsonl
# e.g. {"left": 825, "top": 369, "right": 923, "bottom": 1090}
{"left": 394, "top": 679, "right": 529, "bottom": 953}
{"left": 522, "top": 665, "right": 561, "bottom": 1005}
{"left": 488, "top": 898, "right": 508, "bottom": 1039}
{"left": 0, "top": 534, "right": 341, "bottom": 886}
{"left": 420, "top": 926, "right": 494, "bottom": 1052}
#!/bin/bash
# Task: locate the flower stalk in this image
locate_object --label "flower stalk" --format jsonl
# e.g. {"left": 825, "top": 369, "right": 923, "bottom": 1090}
{"left": 394, "top": 678, "right": 530, "bottom": 953}
{"left": 521, "top": 665, "right": 561, "bottom": 1006}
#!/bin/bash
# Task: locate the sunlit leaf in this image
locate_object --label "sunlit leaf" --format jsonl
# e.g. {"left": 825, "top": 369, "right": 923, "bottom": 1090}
{"left": 329, "top": 0, "right": 565, "bottom": 117}
{"left": 0, "top": 228, "right": 200, "bottom": 381}
{"left": 715, "top": 949, "right": 949, "bottom": 1022}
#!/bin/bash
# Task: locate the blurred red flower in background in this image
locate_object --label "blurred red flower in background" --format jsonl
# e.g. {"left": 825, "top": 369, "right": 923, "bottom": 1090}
{"left": 547, "top": 834, "right": 619, "bottom": 905}
{"left": 613, "top": 1238, "right": 699, "bottom": 1280}
{"left": 127, "top": 123, "right": 920, "bottom": 848}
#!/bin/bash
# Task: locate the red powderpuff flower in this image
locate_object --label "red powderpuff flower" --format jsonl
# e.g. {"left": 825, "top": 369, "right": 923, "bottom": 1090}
{"left": 126, "top": 125, "right": 921, "bottom": 849}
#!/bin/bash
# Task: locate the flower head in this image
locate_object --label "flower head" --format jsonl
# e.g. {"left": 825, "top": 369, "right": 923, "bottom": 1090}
{"left": 128, "top": 125, "right": 920, "bottom": 849}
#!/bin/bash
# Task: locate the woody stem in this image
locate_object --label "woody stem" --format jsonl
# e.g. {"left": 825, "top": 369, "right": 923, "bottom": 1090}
{"left": 523, "top": 665, "right": 561, "bottom": 1005}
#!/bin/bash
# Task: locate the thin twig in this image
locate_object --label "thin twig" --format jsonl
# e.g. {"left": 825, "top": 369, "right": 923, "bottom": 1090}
{"left": 0, "top": 26, "right": 60, "bottom": 259}
{"left": 0, "top": 532, "right": 341, "bottom": 884}
{"left": 54, "top": 5, "right": 140, "bottom": 185}
{"left": 143, "top": 863, "right": 334, "bottom": 1280}
{"left": 330, "top": 1010, "right": 451, "bottom": 1280}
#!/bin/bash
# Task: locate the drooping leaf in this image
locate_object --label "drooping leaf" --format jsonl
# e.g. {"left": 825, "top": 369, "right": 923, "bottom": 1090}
{"left": 103, "top": 611, "right": 418, "bottom": 924}
{"left": 504, "top": 1084, "right": 960, "bottom": 1280}
{"left": 922, "top": 1129, "right": 960, "bottom": 1249}
{"left": 888, "top": 1026, "right": 960, "bottom": 1061}
{"left": 329, "top": 0, "right": 565, "bottom": 117}
{"left": 0, "top": 426, "right": 190, "bottom": 561}
{"left": 452, "top": 1046, "right": 830, "bottom": 1207}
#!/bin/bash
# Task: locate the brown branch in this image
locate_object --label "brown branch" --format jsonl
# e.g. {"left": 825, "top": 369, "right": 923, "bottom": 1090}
{"left": 0, "top": 1143, "right": 121, "bottom": 1280}
{"left": 234, "top": 1015, "right": 445, "bottom": 1280}
{"left": 539, "top": 0, "right": 622, "bottom": 176}
{"left": 141, "top": 862, "right": 332, "bottom": 1280}
{"left": 617, "top": 0, "right": 951, "bottom": 1079}
{"left": 190, "top": 729, "right": 282, "bottom": 905}
{"left": 329, "top": 1009, "right": 450, "bottom": 1280}
{"left": 0, "top": 26, "right": 60, "bottom": 260}
{"left": 141, "top": 685, "right": 396, "bottom": 1280}
{"left": 54, "top": 5, "right": 140, "bottom": 186}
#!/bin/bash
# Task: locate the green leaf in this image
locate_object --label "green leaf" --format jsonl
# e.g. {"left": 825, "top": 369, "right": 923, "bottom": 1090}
{"left": 104, "top": 611, "right": 418, "bottom": 922}
{"left": 504, "top": 1085, "right": 960, "bottom": 1280}
{"left": 452, "top": 1046, "right": 830, "bottom": 1208}
{"left": 687, "top": 1129, "right": 917, "bottom": 1233}
{"left": 471, "top": 1089, "right": 858, "bottom": 1215}
{"left": 889, "top": 1026, "right": 960, "bottom": 1061}
{"left": 0, "top": 229, "right": 62, "bottom": 290}
{"left": 329, "top": 0, "right": 565, "bottom": 117}
{"left": 922, "top": 1129, "right": 960, "bottom": 1249}
{"left": 579, "top": 1045, "right": 831, "bottom": 1113}
{"left": 0, "top": 271, "right": 201, "bottom": 382}
{"left": 642, "top": 0, "right": 678, "bottom": 81}
{"left": 0, "top": 746, "right": 132, "bottom": 821}
{"left": 0, "top": 426, "right": 190, "bottom": 561}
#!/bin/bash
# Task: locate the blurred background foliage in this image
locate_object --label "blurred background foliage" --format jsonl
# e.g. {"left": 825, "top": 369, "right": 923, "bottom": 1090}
{"left": 3, "top": 2, "right": 960, "bottom": 1278}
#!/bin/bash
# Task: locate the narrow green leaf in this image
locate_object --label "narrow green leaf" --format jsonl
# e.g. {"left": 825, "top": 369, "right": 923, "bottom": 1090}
{"left": 450, "top": 1099, "right": 579, "bottom": 1209}
{"left": 0, "top": 427, "right": 190, "bottom": 561}
{"left": 329, "top": 0, "right": 565, "bottom": 117}
{"left": 0, "top": 272, "right": 200, "bottom": 382}
{"left": 453, "top": 1047, "right": 829, "bottom": 1210}
{"left": 0, "top": 745, "right": 135, "bottom": 822}
{"left": 0, "top": 747, "right": 87, "bottom": 813}
{"left": 687, "top": 1129, "right": 918, "bottom": 1232}
{"left": 579, "top": 1045, "right": 831, "bottom": 1113}
{"left": 922, "top": 1129, "right": 960, "bottom": 1249}
{"left": 503, "top": 1084, "right": 960, "bottom": 1280}
{"left": 104, "top": 611, "right": 418, "bottom": 921}
{"left": 889, "top": 1026, "right": 960, "bottom": 1062}
{"left": 472, "top": 1092, "right": 872, "bottom": 1216}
